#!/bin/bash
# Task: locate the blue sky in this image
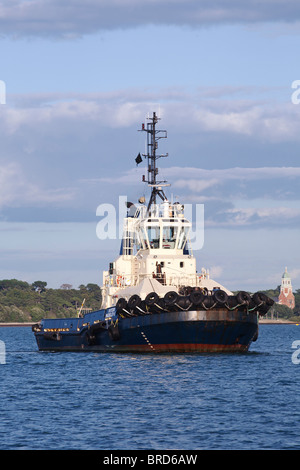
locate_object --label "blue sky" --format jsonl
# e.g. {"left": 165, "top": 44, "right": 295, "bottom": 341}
{"left": 1, "top": 0, "right": 300, "bottom": 292}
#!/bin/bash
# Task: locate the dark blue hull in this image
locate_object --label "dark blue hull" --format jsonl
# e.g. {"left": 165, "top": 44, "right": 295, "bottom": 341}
{"left": 33, "top": 307, "right": 258, "bottom": 353}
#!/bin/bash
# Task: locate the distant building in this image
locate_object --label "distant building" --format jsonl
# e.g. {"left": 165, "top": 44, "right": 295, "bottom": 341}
{"left": 278, "top": 267, "right": 295, "bottom": 309}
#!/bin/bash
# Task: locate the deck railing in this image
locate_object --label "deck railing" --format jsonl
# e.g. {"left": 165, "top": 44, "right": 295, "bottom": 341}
{"left": 103, "top": 272, "right": 205, "bottom": 289}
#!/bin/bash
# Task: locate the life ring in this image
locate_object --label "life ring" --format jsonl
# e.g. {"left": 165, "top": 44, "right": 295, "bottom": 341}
{"left": 116, "top": 275, "right": 124, "bottom": 287}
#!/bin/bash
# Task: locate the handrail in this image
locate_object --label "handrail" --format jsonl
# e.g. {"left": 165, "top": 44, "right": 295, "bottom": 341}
{"left": 104, "top": 272, "right": 203, "bottom": 289}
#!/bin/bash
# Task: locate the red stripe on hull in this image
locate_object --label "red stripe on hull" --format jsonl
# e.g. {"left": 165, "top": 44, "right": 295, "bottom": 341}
{"left": 108, "top": 343, "right": 249, "bottom": 353}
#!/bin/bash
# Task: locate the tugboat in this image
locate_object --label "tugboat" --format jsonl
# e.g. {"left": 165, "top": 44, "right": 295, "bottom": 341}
{"left": 33, "top": 112, "right": 274, "bottom": 353}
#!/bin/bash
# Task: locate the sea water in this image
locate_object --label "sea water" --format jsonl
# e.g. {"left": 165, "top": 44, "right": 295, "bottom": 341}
{"left": 0, "top": 324, "right": 299, "bottom": 450}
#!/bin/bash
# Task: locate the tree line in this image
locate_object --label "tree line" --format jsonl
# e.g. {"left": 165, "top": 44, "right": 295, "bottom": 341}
{"left": 0, "top": 279, "right": 102, "bottom": 323}
{"left": 0, "top": 279, "right": 299, "bottom": 323}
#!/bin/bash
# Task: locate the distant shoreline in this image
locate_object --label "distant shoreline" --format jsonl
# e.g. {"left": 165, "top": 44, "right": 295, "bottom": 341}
{"left": 0, "top": 320, "right": 298, "bottom": 327}
{"left": 259, "top": 319, "right": 299, "bottom": 324}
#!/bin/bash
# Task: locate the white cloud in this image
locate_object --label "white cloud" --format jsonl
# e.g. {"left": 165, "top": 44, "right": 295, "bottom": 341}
{"left": 2, "top": 99, "right": 101, "bottom": 134}
{"left": 210, "top": 206, "right": 300, "bottom": 227}
{"left": 0, "top": 162, "right": 74, "bottom": 208}
{"left": 173, "top": 178, "right": 219, "bottom": 193}
{"left": 92, "top": 165, "right": 300, "bottom": 184}
{"left": 1, "top": 90, "right": 300, "bottom": 227}
{"left": 4, "top": 90, "right": 300, "bottom": 142}
{"left": 209, "top": 265, "right": 223, "bottom": 279}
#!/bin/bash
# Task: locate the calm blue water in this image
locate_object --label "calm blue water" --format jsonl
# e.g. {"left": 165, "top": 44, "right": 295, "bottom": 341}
{"left": 0, "top": 325, "right": 299, "bottom": 450}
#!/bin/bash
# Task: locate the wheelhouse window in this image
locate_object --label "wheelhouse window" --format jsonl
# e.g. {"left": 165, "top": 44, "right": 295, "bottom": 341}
{"left": 147, "top": 226, "right": 160, "bottom": 249}
{"left": 162, "top": 226, "right": 177, "bottom": 249}
{"left": 139, "top": 225, "right": 149, "bottom": 249}
{"left": 177, "top": 226, "right": 190, "bottom": 250}
{"left": 136, "top": 215, "right": 191, "bottom": 252}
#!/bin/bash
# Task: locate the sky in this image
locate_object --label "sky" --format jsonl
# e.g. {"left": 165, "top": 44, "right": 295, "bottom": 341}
{"left": 1, "top": 0, "right": 300, "bottom": 292}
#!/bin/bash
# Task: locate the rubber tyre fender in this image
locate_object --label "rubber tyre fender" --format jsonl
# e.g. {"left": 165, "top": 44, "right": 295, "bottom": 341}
{"left": 202, "top": 296, "right": 215, "bottom": 309}
{"left": 85, "top": 331, "right": 96, "bottom": 345}
{"left": 116, "top": 297, "right": 128, "bottom": 313}
{"left": 184, "top": 286, "right": 193, "bottom": 296}
{"left": 152, "top": 297, "right": 166, "bottom": 312}
{"left": 135, "top": 300, "right": 147, "bottom": 315}
{"left": 189, "top": 290, "right": 204, "bottom": 306}
{"left": 177, "top": 296, "right": 191, "bottom": 310}
{"left": 145, "top": 292, "right": 159, "bottom": 306}
{"left": 164, "top": 291, "right": 179, "bottom": 306}
{"left": 44, "top": 332, "right": 62, "bottom": 341}
{"left": 227, "top": 295, "right": 238, "bottom": 309}
{"left": 108, "top": 325, "right": 121, "bottom": 341}
{"left": 90, "top": 322, "right": 106, "bottom": 333}
{"left": 253, "top": 292, "right": 268, "bottom": 306}
{"left": 257, "top": 304, "right": 270, "bottom": 316}
{"left": 128, "top": 294, "right": 141, "bottom": 310}
{"left": 213, "top": 289, "right": 228, "bottom": 305}
{"left": 236, "top": 291, "right": 251, "bottom": 305}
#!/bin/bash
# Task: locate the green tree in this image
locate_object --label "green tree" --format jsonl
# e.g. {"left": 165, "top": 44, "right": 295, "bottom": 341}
{"left": 0, "top": 279, "right": 30, "bottom": 291}
{"left": 32, "top": 281, "right": 47, "bottom": 293}
{"left": 0, "top": 278, "right": 103, "bottom": 322}
{"left": 86, "top": 283, "right": 102, "bottom": 301}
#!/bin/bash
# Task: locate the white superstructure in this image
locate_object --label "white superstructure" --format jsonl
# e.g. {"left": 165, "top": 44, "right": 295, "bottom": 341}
{"left": 101, "top": 112, "right": 232, "bottom": 308}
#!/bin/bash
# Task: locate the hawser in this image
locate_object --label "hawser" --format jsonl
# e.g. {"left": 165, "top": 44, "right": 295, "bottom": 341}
{"left": 32, "top": 112, "right": 274, "bottom": 353}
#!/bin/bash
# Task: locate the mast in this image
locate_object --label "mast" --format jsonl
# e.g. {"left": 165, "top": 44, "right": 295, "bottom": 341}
{"left": 139, "top": 112, "right": 169, "bottom": 212}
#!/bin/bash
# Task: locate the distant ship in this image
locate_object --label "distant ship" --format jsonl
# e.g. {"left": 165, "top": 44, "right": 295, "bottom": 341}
{"left": 33, "top": 112, "right": 274, "bottom": 352}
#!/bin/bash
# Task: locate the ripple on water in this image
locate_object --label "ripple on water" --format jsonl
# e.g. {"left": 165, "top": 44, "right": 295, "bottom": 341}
{"left": 0, "top": 326, "right": 300, "bottom": 449}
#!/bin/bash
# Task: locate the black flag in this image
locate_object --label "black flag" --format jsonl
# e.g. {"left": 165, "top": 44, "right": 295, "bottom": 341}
{"left": 135, "top": 153, "right": 142, "bottom": 165}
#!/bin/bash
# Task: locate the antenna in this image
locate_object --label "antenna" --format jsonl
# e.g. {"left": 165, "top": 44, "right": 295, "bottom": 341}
{"left": 139, "top": 111, "right": 169, "bottom": 212}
